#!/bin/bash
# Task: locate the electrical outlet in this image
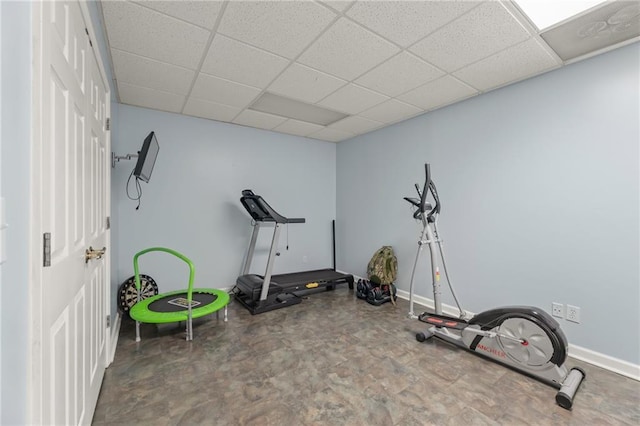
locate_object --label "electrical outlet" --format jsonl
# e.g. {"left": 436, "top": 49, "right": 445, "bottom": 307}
{"left": 566, "top": 305, "right": 581, "bottom": 323}
{"left": 551, "top": 303, "right": 564, "bottom": 318}
{"left": 302, "top": 255, "right": 308, "bottom": 263}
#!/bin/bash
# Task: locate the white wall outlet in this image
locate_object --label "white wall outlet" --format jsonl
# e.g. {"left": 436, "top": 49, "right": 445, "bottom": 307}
{"left": 551, "top": 302, "right": 564, "bottom": 318}
{"left": 302, "top": 255, "right": 308, "bottom": 263}
{"left": 566, "top": 305, "right": 581, "bottom": 323}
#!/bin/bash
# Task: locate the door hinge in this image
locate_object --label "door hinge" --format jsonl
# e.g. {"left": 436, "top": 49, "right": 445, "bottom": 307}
{"left": 43, "top": 232, "right": 51, "bottom": 267}
{"left": 106, "top": 315, "right": 111, "bottom": 328}
{"left": 105, "top": 117, "right": 110, "bottom": 131}
{"left": 85, "top": 28, "right": 92, "bottom": 47}
{"left": 106, "top": 216, "right": 110, "bottom": 229}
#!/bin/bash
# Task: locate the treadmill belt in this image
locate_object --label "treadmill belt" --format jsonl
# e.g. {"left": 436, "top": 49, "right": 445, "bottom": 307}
{"left": 272, "top": 269, "right": 348, "bottom": 285}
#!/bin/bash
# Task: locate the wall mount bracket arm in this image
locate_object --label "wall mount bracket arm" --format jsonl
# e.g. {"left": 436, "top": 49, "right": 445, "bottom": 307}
{"left": 111, "top": 152, "right": 138, "bottom": 168}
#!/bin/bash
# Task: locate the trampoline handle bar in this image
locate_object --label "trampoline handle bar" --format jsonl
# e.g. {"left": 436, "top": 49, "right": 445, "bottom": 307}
{"left": 133, "top": 247, "right": 196, "bottom": 303}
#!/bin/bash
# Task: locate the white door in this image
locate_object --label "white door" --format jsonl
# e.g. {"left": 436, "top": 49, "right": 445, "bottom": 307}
{"left": 31, "top": 1, "right": 111, "bottom": 425}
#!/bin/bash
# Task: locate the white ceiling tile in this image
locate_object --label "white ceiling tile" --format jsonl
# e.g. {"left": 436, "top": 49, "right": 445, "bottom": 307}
{"left": 347, "top": 1, "right": 478, "bottom": 47}
{"left": 298, "top": 18, "right": 400, "bottom": 80}
{"left": 232, "top": 110, "right": 288, "bottom": 130}
{"left": 540, "top": 1, "right": 640, "bottom": 61}
{"left": 453, "top": 38, "right": 560, "bottom": 91}
{"left": 217, "top": 1, "right": 336, "bottom": 59}
{"left": 355, "top": 52, "right": 445, "bottom": 97}
{"left": 191, "top": 73, "right": 262, "bottom": 108}
{"left": 320, "top": 1, "right": 355, "bottom": 13}
{"left": 131, "top": 0, "right": 223, "bottom": 30}
{"left": 183, "top": 98, "right": 241, "bottom": 122}
{"left": 317, "top": 83, "right": 388, "bottom": 114}
{"left": 273, "top": 119, "right": 325, "bottom": 137}
{"left": 111, "top": 49, "right": 195, "bottom": 96}
{"left": 118, "top": 82, "right": 185, "bottom": 113}
{"left": 102, "top": 1, "right": 210, "bottom": 69}
{"left": 308, "top": 127, "right": 354, "bottom": 142}
{"left": 359, "top": 99, "right": 422, "bottom": 124}
{"left": 201, "top": 35, "right": 289, "bottom": 89}
{"left": 398, "top": 75, "right": 478, "bottom": 111}
{"left": 410, "top": 2, "right": 532, "bottom": 72}
{"left": 268, "top": 63, "right": 347, "bottom": 104}
{"left": 101, "top": 0, "right": 626, "bottom": 143}
{"left": 329, "top": 116, "right": 383, "bottom": 134}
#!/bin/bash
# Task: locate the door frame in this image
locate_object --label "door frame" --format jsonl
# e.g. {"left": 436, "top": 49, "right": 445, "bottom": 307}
{"left": 28, "top": 1, "right": 112, "bottom": 423}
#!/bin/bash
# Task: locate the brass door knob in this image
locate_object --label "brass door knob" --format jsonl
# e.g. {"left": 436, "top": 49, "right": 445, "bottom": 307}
{"left": 85, "top": 246, "right": 106, "bottom": 263}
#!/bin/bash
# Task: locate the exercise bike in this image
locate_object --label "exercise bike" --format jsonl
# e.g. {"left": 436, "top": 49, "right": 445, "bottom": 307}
{"left": 404, "top": 164, "right": 585, "bottom": 410}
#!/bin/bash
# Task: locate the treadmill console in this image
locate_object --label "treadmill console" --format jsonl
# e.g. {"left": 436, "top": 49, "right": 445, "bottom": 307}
{"left": 240, "top": 189, "right": 304, "bottom": 224}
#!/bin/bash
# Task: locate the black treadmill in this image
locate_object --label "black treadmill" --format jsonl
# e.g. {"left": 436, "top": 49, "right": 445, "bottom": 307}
{"left": 234, "top": 190, "right": 354, "bottom": 314}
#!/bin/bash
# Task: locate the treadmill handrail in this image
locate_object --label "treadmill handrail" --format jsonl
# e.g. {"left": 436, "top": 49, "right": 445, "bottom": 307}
{"left": 240, "top": 190, "right": 306, "bottom": 224}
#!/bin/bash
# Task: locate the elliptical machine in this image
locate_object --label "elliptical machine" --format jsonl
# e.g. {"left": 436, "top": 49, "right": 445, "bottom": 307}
{"left": 404, "top": 164, "right": 585, "bottom": 410}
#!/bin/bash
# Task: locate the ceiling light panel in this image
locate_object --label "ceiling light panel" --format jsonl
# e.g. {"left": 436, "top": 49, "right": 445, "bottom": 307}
{"left": 249, "top": 93, "right": 348, "bottom": 126}
{"left": 217, "top": 1, "right": 337, "bottom": 59}
{"left": 200, "top": 35, "right": 290, "bottom": 89}
{"left": 102, "top": 1, "right": 210, "bottom": 69}
{"left": 346, "top": 0, "right": 478, "bottom": 48}
{"left": 298, "top": 17, "right": 400, "bottom": 80}
{"left": 541, "top": 1, "right": 640, "bottom": 61}
{"left": 515, "top": 0, "right": 606, "bottom": 30}
{"left": 410, "top": 1, "right": 532, "bottom": 73}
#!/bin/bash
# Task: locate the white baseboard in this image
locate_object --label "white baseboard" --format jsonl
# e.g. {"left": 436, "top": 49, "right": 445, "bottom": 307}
{"left": 392, "top": 287, "right": 640, "bottom": 381}
{"left": 108, "top": 312, "right": 122, "bottom": 366}
{"left": 568, "top": 344, "right": 640, "bottom": 381}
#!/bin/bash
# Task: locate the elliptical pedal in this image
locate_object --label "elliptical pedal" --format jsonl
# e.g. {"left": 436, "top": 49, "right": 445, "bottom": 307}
{"left": 418, "top": 313, "right": 468, "bottom": 330}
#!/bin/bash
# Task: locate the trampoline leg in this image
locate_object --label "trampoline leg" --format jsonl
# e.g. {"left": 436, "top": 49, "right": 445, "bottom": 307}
{"left": 186, "top": 311, "right": 193, "bottom": 341}
{"left": 135, "top": 321, "right": 141, "bottom": 342}
{"left": 224, "top": 306, "right": 228, "bottom": 322}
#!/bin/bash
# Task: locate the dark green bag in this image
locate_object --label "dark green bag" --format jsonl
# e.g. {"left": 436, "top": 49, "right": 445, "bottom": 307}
{"left": 367, "top": 246, "right": 397, "bottom": 285}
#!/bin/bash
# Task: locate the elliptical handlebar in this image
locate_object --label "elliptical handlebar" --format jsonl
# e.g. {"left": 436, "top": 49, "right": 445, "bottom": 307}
{"left": 420, "top": 164, "right": 430, "bottom": 214}
{"left": 404, "top": 163, "right": 440, "bottom": 221}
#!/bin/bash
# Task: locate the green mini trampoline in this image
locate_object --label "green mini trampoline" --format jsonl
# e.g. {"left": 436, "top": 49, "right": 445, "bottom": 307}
{"left": 129, "top": 247, "right": 230, "bottom": 341}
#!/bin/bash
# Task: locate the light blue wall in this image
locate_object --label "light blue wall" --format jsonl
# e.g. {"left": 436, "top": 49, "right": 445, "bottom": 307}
{"left": 0, "top": 2, "right": 31, "bottom": 424}
{"left": 112, "top": 105, "right": 337, "bottom": 298}
{"left": 337, "top": 43, "right": 640, "bottom": 364}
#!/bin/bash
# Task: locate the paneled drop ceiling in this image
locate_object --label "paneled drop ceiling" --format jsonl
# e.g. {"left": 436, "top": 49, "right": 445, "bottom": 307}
{"left": 100, "top": 0, "right": 640, "bottom": 142}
